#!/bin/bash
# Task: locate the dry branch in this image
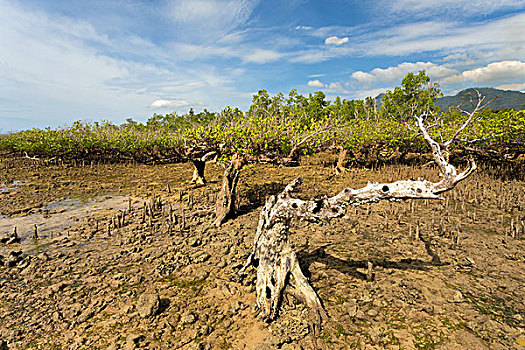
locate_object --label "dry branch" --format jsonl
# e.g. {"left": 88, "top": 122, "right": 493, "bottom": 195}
{"left": 287, "top": 126, "right": 331, "bottom": 161}
{"left": 241, "top": 110, "right": 479, "bottom": 326}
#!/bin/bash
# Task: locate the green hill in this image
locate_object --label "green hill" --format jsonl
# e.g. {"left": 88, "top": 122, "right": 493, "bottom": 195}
{"left": 436, "top": 87, "right": 525, "bottom": 112}
{"left": 376, "top": 87, "right": 525, "bottom": 112}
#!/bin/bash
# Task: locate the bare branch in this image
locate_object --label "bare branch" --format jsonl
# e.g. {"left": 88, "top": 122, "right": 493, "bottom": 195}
{"left": 445, "top": 89, "right": 497, "bottom": 147}
{"left": 456, "top": 135, "right": 496, "bottom": 144}
{"left": 287, "top": 125, "right": 332, "bottom": 159}
{"left": 201, "top": 151, "right": 217, "bottom": 162}
{"left": 24, "top": 151, "right": 40, "bottom": 161}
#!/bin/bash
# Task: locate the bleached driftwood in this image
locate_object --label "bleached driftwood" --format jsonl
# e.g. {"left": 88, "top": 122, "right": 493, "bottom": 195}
{"left": 240, "top": 110, "right": 480, "bottom": 325}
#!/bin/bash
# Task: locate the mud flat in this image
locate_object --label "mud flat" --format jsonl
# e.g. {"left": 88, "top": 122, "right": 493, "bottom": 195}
{"left": 0, "top": 156, "right": 524, "bottom": 349}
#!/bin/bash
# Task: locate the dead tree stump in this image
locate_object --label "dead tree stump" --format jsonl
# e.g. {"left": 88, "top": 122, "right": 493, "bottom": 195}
{"left": 335, "top": 146, "right": 348, "bottom": 174}
{"left": 214, "top": 154, "right": 245, "bottom": 226}
{"left": 189, "top": 151, "right": 216, "bottom": 185}
{"left": 190, "top": 159, "right": 206, "bottom": 185}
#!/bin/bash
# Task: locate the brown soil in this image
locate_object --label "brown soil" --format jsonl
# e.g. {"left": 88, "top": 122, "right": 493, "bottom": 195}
{"left": 0, "top": 155, "right": 524, "bottom": 350}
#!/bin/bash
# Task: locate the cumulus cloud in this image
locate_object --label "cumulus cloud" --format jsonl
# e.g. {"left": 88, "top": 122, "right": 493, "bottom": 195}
{"left": 350, "top": 71, "right": 375, "bottom": 84}
{"left": 150, "top": 99, "right": 195, "bottom": 109}
{"left": 325, "top": 36, "right": 349, "bottom": 46}
{"left": 307, "top": 80, "right": 350, "bottom": 94}
{"left": 326, "top": 82, "right": 350, "bottom": 94}
{"left": 351, "top": 87, "right": 390, "bottom": 100}
{"left": 496, "top": 83, "right": 525, "bottom": 91}
{"left": 443, "top": 61, "right": 525, "bottom": 84}
{"left": 351, "top": 62, "right": 457, "bottom": 85}
{"left": 308, "top": 80, "right": 325, "bottom": 88}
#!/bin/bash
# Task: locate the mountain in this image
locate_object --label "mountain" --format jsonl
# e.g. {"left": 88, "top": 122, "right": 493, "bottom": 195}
{"left": 436, "top": 88, "right": 525, "bottom": 112}
{"left": 375, "top": 88, "right": 525, "bottom": 111}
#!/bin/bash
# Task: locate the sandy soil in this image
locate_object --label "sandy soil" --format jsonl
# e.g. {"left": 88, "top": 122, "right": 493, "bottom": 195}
{"left": 0, "top": 155, "right": 524, "bottom": 349}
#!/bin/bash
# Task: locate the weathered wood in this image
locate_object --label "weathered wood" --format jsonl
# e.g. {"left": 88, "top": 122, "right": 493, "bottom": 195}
{"left": 190, "top": 159, "right": 206, "bottom": 185}
{"left": 241, "top": 112, "right": 478, "bottom": 326}
{"left": 287, "top": 126, "right": 331, "bottom": 164}
{"left": 335, "top": 146, "right": 348, "bottom": 174}
{"left": 214, "top": 154, "right": 245, "bottom": 226}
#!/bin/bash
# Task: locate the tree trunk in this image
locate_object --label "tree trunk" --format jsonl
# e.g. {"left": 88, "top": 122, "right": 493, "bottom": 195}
{"left": 190, "top": 159, "right": 206, "bottom": 185}
{"left": 213, "top": 154, "right": 245, "bottom": 226}
{"left": 335, "top": 146, "right": 348, "bottom": 174}
{"left": 239, "top": 178, "right": 329, "bottom": 325}
{"left": 240, "top": 113, "right": 478, "bottom": 327}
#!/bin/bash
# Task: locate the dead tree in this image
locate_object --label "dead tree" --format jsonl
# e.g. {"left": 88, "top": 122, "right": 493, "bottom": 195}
{"left": 240, "top": 105, "right": 485, "bottom": 325}
{"left": 335, "top": 145, "right": 348, "bottom": 174}
{"left": 214, "top": 154, "right": 246, "bottom": 226}
{"left": 285, "top": 125, "right": 331, "bottom": 165}
{"left": 188, "top": 151, "right": 217, "bottom": 185}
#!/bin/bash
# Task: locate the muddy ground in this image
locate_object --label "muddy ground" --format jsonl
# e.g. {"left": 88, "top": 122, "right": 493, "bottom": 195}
{"left": 0, "top": 155, "right": 524, "bottom": 350}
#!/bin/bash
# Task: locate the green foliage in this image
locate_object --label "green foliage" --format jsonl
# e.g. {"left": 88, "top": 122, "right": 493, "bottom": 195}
{"left": 0, "top": 72, "right": 523, "bottom": 164}
{"left": 381, "top": 70, "right": 443, "bottom": 121}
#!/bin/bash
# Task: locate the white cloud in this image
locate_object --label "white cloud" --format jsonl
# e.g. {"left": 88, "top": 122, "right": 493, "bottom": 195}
{"left": 443, "top": 60, "right": 525, "bottom": 84}
{"left": 307, "top": 80, "right": 351, "bottom": 94}
{"left": 325, "top": 36, "right": 349, "bottom": 46}
{"left": 167, "top": 0, "right": 259, "bottom": 40}
{"left": 496, "top": 83, "right": 525, "bottom": 91}
{"left": 361, "top": 13, "right": 525, "bottom": 57}
{"left": 308, "top": 80, "right": 325, "bottom": 88}
{"left": 294, "top": 13, "right": 525, "bottom": 63}
{"left": 169, "top": 0, "right": 257, "bottom": 24}
{"left": 290, "top": 46, "right": 356, "bottom": 63}
{"left": 351, "top": 87, "right": 390, "bottom": 100}
{"left": 326, "top": 82, "right": 350, "bottom": 94}
{"left": 442, "top": 53, "right": 469, "bottom": 62}
{"left": 351, "top": 71, "right": 375, "bottom": 84}
{"left": 0, "top": 0, "right": 245, "bottom": 129}
{"left": 291, "top": 51, "right": 332, "bottom": 63}
{"left": 296, "top": 25, "right": 312, "bottom": 30}
{"left": 390, "top": 0, "right": 525, "bottom": 17}
{"left": 169, "top": 43, "right": 284, "bottom": 64}
{"left": 150, "top": 99, "right": 195, "bottom": 109}
{"left": 461, "top": 60, "right": 525, "bottom": 82}
{"left": 243, "top": 49, "right": 283, "bottom": 64}
{"left": 351, "top": 62, "right": 457, "bottom": 85}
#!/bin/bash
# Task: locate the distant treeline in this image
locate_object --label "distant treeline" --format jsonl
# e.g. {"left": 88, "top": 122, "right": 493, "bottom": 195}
{"left": 1, "top": 71, "right": 524, "bottom": 165}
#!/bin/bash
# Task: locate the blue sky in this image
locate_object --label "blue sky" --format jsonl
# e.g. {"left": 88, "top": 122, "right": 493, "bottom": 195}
{"left": 1, "top": 0, "right": 525, "bottom": 131}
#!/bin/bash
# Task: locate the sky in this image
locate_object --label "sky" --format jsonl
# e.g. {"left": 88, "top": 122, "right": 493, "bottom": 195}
{"left": 1, "top": 0, "right": 525, "bottom": 131}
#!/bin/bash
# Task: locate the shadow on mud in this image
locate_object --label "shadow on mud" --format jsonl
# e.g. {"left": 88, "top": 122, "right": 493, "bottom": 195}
{"left": 236, "top": 181, "right": 287, "bottom": 216}
{"left": 297, "top": 246, "right": 448, "bottom": 281}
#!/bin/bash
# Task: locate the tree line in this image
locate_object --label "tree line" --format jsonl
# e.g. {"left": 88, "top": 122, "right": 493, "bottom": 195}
{"left": 1, "top": 71, "right": 523, "bottom": 168}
